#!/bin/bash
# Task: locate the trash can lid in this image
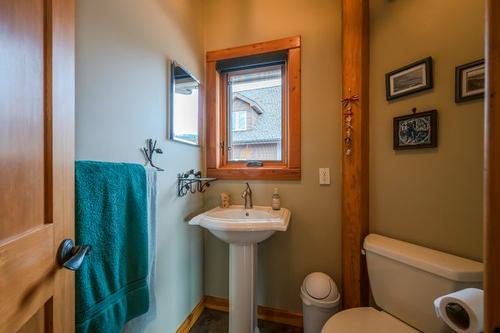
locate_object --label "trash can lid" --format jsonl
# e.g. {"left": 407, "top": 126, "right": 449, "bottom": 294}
{"left": 302, "top": 272, "right": 339, "bottom": 302}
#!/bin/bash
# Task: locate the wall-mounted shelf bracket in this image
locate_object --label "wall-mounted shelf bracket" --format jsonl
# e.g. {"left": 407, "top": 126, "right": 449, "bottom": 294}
{"left": 177, "top": 169, "right": 216, "bottom": 197}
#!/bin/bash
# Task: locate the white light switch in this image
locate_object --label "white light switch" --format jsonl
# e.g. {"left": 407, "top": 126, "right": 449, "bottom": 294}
{"left": 319, "top": 168, "right": 330, "bottom": 185}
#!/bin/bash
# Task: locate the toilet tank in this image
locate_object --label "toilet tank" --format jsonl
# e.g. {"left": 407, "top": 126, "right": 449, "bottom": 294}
{"left": 364, "top": 234, "right": 483, "bottom": 333}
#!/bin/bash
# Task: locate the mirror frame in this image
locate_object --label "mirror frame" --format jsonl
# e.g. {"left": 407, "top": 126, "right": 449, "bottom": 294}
{"left": 169, "top": 61, "right": 202, "bottom": 146}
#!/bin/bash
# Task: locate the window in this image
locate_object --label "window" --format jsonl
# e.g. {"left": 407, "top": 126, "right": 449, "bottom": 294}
{"left": 206, "top": 36, "right": 301, "bottom": 180}
{"left": 228, "top": 65, "right": 283, "bottom": 161}
{"left": 232, "top": 111, "right": 247, "bottom": 131}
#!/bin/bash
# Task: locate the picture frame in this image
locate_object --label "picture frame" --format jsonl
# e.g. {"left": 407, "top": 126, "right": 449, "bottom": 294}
{"left": 393, "top": 110, "right": 438, "bottom": 150}
{"left": 455, "top": 59, "right": 485, "bottom": 103}
{"left": 386, "top": 57, "right": 433, "bottom": 101}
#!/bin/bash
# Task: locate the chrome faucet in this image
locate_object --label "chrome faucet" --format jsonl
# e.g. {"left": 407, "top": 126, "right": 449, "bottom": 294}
{"left": 241, "top": 182, "right": 253, "bottom": 209}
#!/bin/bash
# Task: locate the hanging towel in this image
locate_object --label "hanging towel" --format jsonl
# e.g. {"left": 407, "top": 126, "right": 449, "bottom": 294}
{"left": 121, "top": 168, "right": 158, "bottom": 333}
{"left": 75, "top": 161, "right": 149, "bottom": 333}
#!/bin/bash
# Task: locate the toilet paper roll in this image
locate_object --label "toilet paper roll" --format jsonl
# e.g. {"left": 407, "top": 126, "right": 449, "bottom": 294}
{"left": 434, "top": 288, "right": 483, "bottom": 333}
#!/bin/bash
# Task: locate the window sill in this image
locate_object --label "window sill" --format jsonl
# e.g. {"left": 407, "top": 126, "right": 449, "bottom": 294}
{"left": 207, "top": 167, "right": 300, "bottom": 180}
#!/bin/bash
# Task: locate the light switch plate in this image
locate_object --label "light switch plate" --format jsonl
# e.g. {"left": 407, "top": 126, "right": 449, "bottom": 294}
{"left": 319, "top": 168, "right": 330, "bottom": 185}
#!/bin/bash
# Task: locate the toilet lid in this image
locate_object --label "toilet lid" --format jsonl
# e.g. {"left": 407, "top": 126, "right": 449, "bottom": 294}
{"left": 321, "top": 307, "right": 419, "bottom": 333}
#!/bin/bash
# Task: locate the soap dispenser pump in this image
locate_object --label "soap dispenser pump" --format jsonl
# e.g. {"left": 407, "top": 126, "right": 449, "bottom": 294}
{"left": 272, "top": 188, "right": 281, "bottom": 210}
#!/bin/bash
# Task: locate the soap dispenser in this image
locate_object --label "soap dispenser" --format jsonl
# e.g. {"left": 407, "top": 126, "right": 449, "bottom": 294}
{"left": 272, "top": 188, "right": 281, "bottom": 210}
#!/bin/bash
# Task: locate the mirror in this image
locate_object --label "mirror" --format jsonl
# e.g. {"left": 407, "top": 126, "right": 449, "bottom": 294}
{"left": 170, "top": 62, "right": 200, "bottom": 146}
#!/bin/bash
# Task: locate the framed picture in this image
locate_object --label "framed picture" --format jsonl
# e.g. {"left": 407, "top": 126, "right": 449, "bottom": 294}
{"left": 455, "top": 59, "right": 485, "bottom": 103}
{"left": 386, "top": 57, "right": 433, "bottom": 100}
{"left": 393, "top": 110, "right": 438, "bottom": 150}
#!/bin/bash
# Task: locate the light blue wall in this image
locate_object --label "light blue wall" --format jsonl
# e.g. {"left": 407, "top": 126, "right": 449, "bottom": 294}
{"left": 76, "top": 0, "right": 205, "bottom": 331}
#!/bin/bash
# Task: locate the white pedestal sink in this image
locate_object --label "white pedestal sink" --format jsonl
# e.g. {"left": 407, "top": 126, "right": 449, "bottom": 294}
{"left": 189, "top": 205, "right": 291, "bottom": 333}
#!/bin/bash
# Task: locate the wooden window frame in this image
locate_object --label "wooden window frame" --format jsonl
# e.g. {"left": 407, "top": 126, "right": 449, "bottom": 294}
{"left": 206, "top": 36, "right": 301, "bottom": 180}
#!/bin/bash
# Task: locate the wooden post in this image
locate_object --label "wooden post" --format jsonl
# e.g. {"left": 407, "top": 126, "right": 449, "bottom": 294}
{"left": 341, "top": 0, "right": 370, "bottom": 308}
{"left": 484, "top": 0, "right": 500, "bottom": 331}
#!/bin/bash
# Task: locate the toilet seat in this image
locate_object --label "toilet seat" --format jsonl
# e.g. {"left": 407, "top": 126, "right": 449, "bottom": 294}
{"left": 321, "top": 307, "right": 419, "bottom": 333}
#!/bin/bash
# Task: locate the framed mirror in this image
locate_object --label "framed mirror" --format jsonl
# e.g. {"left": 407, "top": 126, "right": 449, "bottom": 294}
{"left": 170, "top": 62, "right": 201, "bottom": 146}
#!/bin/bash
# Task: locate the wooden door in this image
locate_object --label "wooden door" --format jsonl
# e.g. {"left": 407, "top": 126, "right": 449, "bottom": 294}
{"left": 0, "top": 0, "right": 75, "bottom": 332}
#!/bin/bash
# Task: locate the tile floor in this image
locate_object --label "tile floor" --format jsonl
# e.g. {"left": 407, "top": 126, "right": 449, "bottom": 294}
{"left": 189, "top": 309, "right": 303, "bottom": 333}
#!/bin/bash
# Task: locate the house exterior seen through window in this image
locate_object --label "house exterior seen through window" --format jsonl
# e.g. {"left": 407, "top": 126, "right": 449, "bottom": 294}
{"left": 227, "top": 65, "right": 283, "bottom": 161}
{"left": 232, "top": 111, "right": 247, "bottom": 131}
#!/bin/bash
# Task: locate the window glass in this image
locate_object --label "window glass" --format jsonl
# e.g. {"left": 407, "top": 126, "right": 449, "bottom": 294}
{"left": 232, "top": 111, "right": 247, "bottom": 131}
{"left": 227, "top": 65, "right": 283, "bottom": 161}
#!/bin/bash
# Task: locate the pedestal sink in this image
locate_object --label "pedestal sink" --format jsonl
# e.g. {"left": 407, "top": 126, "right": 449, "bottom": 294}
{"left": 189, "top": 205, "right": 291, "bottom": 333}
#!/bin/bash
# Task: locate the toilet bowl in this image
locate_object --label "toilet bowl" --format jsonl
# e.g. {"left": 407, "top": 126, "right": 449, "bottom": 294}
{"left": 321, "top": 234, "right": 483, "bottom": 333}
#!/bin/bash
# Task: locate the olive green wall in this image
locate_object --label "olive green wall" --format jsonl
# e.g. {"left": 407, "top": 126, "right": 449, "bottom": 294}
{"left": 202, "top": 0, "right": 343, "bottom": 312}
{"left": 203, "top": 0, "right": 484, "bottom": 314}
{"left": 369, "top": 0, "right": 484, "bottom": 261}
{"left": 76, "top": 1, "right": 205, "bottom": 331}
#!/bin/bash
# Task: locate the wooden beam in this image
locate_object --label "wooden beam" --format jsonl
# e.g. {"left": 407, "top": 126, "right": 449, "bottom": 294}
{"left": 341, "top": 0, "right": 370, "bottom": 309}
{"left": 484, "top": 0, "right": 500, "bottom": 331}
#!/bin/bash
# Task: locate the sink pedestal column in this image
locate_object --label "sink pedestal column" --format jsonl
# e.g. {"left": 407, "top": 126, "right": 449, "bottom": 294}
{"left": 229, "top": 243, "right": 259, "bottom": 333}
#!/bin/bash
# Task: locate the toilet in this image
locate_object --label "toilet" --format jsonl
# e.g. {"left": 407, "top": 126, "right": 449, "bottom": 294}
{"left": 321, "top": 234, "right": 483, "bottom": 333}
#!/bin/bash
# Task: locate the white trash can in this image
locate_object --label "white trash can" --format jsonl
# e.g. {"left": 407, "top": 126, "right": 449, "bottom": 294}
{"left": 300, "top": 272, "right": 340, "bottom": 333}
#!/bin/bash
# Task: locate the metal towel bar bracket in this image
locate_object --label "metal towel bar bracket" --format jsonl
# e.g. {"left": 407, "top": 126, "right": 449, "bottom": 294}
{"left": 142, "top": 138, "right": 164, "bottom": 171}
{"left": 177, "top": 169, "right": 216, "bottom": 197}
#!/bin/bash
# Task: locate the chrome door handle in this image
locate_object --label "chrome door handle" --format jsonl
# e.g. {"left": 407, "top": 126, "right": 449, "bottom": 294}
{"left": 57, "top": 239, "right": 91, "bottom": 271}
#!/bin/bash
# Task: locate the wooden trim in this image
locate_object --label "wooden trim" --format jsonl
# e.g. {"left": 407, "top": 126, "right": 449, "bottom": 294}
{"left": 176, "top": 298, "right": 205, "bottom": 333}
{"left": 206, "top": 60, "right": 219, "bottom": 169}
{"left": 287, "top": 47, "right": 301, "bottom": 170}
{"left": 204, "top": 296, "right": 303, "bottom": 328}
{"left": 207, "top": 36, "right": 301, "bottom": 62}
{"left": 258, "top": 304, "right": 303, "bottom": 328}
{"left": 204, "top": 295, "right": 229, "bottom": 313}
{"left": 51, "top": 0, "right": 75, "bottom": 331}
{"left": 206, "top": 37, "right": 301, "bottom": 180}
{"left": 484, "top": 0, "right": 500, "bottom": 331}
{"left": 341, "top": 0, "right": 370, "bottom": 309}
{"left": 198, "top": 81, "right": 205, "bottom": 147}
{"left": 207, "top": 167, "right": 300, "bottom": 180}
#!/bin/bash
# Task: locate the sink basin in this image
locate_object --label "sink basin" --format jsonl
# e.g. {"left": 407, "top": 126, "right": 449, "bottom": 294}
{"left": 189, "top": 205, "right": 291, "bottom": 333}
{"left": 189, "top": 205, "right": 291, "bottom": 244}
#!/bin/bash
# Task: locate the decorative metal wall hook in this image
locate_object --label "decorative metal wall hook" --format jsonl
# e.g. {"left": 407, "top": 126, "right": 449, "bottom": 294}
{"left": 142, "top": 138, "right": 164, "bottom": 171}
{"left": 177, "top": 169, "right": 216, "bottom": 197}
{"left": 341, "top": 89, "right": 360, "bottom": 156}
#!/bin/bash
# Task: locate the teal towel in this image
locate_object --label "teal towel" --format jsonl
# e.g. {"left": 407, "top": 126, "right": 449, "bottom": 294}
{"left": 75, "top": 161, "right": 149, "bottom": 333}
